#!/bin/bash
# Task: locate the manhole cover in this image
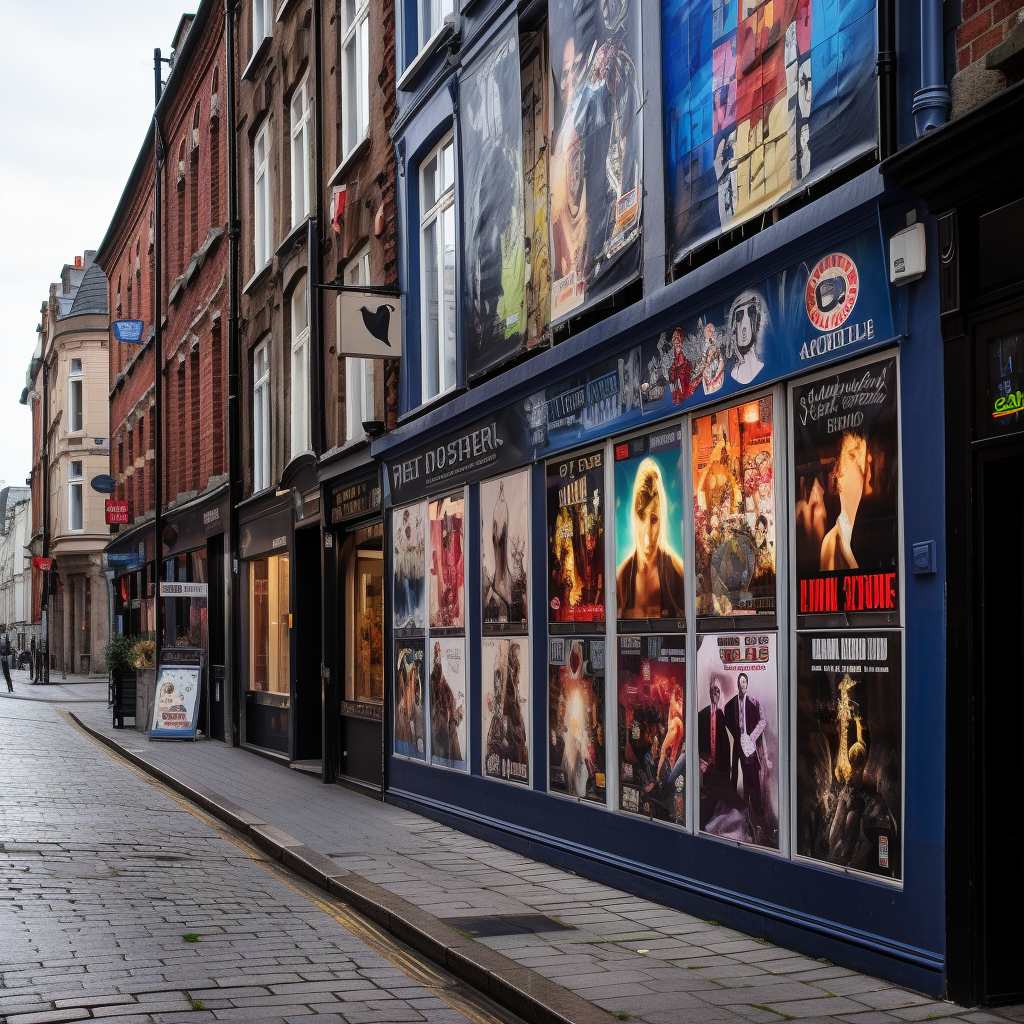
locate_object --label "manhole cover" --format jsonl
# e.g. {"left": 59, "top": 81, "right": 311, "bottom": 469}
{"left": 443, "top": 914, "right": 572, "bottom": 938}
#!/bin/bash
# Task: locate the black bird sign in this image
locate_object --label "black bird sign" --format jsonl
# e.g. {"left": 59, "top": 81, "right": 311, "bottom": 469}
{"left": 360, "top": 303, "right": 395, "bottom": 346}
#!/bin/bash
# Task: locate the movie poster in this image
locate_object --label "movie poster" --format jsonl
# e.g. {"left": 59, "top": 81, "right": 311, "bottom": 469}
{"left": 617, "top": 635, "right": 687, "bottom": 825}
{"left": 662, "top": 0, "right": 878, "bottom": 264}
{"left": 394, "top": 640, "right": 426, "bottom": 760}
{"left": 791, "top": 356, "right": 900, "bottom": 622}
{"left": 521, "top": 28, "right": 552, "bottom": 350}
{"left": 549, "top": 0, "right": 643, "bottom": 321}
{"left": 462, "top": 16, "right": 527, "bottom": 379}
{"left": 393, "top": 502, "right": 427, "bottom": 631}
{"left": 481, "top": 470, "right": 530, "bottom": 631}
{"left": 549, "top": 637, "right": 606, "bottom": 801}
{"left": 696, "top": 632, "right": 779, "bottom": 849}
{"left": 150, "top": 665, "right": 201, "bottom": 738}
{"left": 795, "top": 631, "right": 902, "bottom": 879}
{"left": 429, "top": 492, "right": 465, "bottom": 629}
{"left": 482, "top": 636, "right": 531, "bottom": 785}
{"left": 613, "top": 425, "right": 686, "bottom": 626}
{"left": 692, "top": 396, "right": 776, "bottom": 618}
{"left": 547, "top": 449, "right": 605, "bottom": 626}
{"left": 428, "top": 637, "right": 468, "bottom": 771}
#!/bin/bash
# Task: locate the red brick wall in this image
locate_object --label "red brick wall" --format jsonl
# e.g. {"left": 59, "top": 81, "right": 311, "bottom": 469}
{"left": 958, "top": 0, "right": 1023, "bottom": 68}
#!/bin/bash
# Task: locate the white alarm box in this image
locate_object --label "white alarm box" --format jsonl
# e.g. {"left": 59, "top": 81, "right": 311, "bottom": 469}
{"left": 890, "top": 221, "right": 926, "bottom": 285}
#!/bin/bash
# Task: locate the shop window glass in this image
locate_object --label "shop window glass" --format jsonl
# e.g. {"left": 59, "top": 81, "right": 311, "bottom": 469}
{"left": 345, "top": 524, "right": 383, "bottom": 703}
{"left": 249, "top": 554, "right": 290, "bottom": 693}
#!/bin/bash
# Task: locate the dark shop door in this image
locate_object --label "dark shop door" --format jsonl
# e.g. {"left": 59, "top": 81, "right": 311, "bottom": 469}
{"left": 207, "top": 535, "right": 226, "bottom": 742}
{"left": 975, "top": 443, "right": 1024, "bottom": 1004}
{"left": 293, "top": 525, "right": 323, "bottom": 763}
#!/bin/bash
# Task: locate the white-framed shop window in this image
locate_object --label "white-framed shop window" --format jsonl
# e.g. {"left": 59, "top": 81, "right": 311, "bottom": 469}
{"left": 419, "top": 131, "right": 457, "bottom": 401}
{"left": 345, "top": 247, "right": 375, "bottom": 441}
{"left": 341, "top": 0, "right": 370, "bottom": 158}
{"left": 253, "top": 0, "right": 273, "bottom": 53}
{"left": 290, "top": 76, "right": 311, "bottom": 227}
{"left": 68, "top": 460, "right": 84, "bottom": 532}
{"left": 419, "top": 0, "right": 453, "bottom": 49}
{"left": 254, "top": 121, "right": 272, "bottom": 269}
{"left": 253, "top": 340, "right": 271, "bottom": 491}
{"left": 68, "top": 357, "right": 84, "bottom": 434}
{"left": 290, "top": 275, "right": 310, "bottom": 457}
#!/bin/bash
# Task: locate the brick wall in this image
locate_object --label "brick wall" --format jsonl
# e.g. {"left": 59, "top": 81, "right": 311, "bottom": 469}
{"left": 958, "top": 0, "right": 1024, "bottom": 68}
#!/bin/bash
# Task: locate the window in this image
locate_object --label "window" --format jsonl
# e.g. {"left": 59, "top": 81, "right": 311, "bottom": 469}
{"left": 419, "top": 132, "right": 457, "bottom": 400}
{"left": 345, "top": 247, "right": 375, "bottom": 441}
{"left": 254, "top": 122, "right": 272, "bottom": 269}
{"left": 68, "top": 358, "right": 84, "bottom": 433}
{"left": 344, "top": 524, "right": 384, "bottom": 703}
{"left": 248, "top": 553, "right": 290, "bottom": 694}
{"left": 252, "top": 0, "right": 272, "bottom": 53}
{"left": 290, "top": 77, "right": 311, "bottom": 228}
{"left": 69, "top": 460, "right": 84, "bottom": 531}
{"left": 290, "top": 276, "right": 310, "bottom": 457}
{"left": 253, "top": 340, "right": 271, "bottom": 491}
{"left": 341, "top": 0, "right": 370, "bottom": 157}
{"left": 419, "top": 0, "right": 453, "bottom": 48}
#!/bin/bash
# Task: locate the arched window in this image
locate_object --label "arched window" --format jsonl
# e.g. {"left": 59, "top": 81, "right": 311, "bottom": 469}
{"left": 116, "top": 273, "right": 122, "bottom": 318}
{"left": 210, "top": 67, "right": 222, "bottom": 225}
{"left": 190, "top": 104, "right": 201, "bottom": 255}
{"left": 177, "top": 139, "right": 187, "bottom": 274}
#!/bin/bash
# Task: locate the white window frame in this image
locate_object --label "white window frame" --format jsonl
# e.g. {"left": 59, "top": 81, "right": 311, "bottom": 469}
{"left": 68, "top": 357, "right": 84, "bottom": 434}
{"left": 419, "top": 131, "right": 457, "bottom": 401}
{"left": 290, "top": 76, "right": 311, "bottom": 228}
{"left": 254, "top": 121, "right": 272, "bottom": 270}
{"left": 253, "top": 340, "right": 271, "bottom": 491}
{"left": 290, "top": 276, "right": 310, "bottom": 457}
{"left": 345, "top": 247, "right": 375, "bottom": 442}
{"left": 418, "top": 0, "right": 453, "bottom": 49}
{"left": 68, "top": 460, "right": 84, "bottom": 532}
{"left": 341, "top": 0, "right": 370, "bottom": 158}
{"left": 253, "top": 0, "right": 273, "bottom": 54}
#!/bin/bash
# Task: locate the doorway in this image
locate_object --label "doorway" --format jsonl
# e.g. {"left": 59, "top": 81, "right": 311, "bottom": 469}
{"left": 207, "top": 534, "right": 226, "bottom": 742}
{"left": 293, "top": 524, "right": 323, "bottom": 763}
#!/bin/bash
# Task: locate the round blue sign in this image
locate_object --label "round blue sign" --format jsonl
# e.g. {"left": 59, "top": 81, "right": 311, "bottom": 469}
{"left": 90, "top": 474, "right": 117, "bottom": 494}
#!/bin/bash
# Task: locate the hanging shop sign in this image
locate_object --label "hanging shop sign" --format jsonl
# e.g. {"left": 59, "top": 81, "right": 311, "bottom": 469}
{"left": 32, "top": 557, "right": 53, "bottom": 572}
{"left": 330, "top": 473, "right": 382, "bottom": 524}
{"left": 105, "top": 500, "right": 130, "bottom": 525}
{"left": 661, "top": 0, "right": 879, "bottom": 265}
{"left": 337, "top": 290, "right": 403, "bottom": 359}
{"left": 159, "top": 582, "right": 209, "bottom": 598}
{"left": 149, "top": 648, "right": 203, "bottom": 740}
{"left": 91, "top": 474, "right": 117, "bottom": 494}
{"left": 112, "top": 319, "right": 146, "bottom": 344}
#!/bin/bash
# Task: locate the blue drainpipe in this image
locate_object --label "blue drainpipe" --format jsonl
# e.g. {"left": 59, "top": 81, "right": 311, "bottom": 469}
{"left": 911, "top": 0, "right": 952, "bottom": 134}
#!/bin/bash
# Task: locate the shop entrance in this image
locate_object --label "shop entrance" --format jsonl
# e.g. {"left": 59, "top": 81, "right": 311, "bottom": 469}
{"left": 293, "top": 525, "right": 323, "bottom": 764}
{"left": 207, "top": 535, "right": 226, "bottom": 743}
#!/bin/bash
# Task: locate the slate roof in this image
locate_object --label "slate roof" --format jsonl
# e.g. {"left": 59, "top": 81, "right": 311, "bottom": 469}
{"left": 66, "top": 261, "right": 108, "bottom": 317}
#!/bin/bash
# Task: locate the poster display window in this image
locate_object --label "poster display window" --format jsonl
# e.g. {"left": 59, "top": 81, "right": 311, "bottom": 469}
{"left": 696, "top": 632, "right": 780, "bottom": 849}
{"left": 613, "top": 425, "right": 686, "bottom": 629}
{"left": 549, "top": 636, "right": 606, "bottom": 802}
{"left": 547, "top": 449, "right": 605, "bottom": 628}
{"left": 692, "top": 395, "right": 776, "bottom": 621}
{"left": 482, "top": 636, "right": 531, "bottom": 785}
{"left": 795, "top": 631, "right": 902, "bottom": 880}
{"left": 393, "top": 501, "right": 427, "bottom": 632}
{"left": 394, "top": 639, "right": 426, "bottom": 760}
{"left": 482, "top": 470, "right": 530, "bottom": 631}
{"left": 429, "top": 637, "right": 468, "bottom": 771}
{"left": 791, "top": 355, "right": 900, "bottom": 624}
{"left": 429, "top": 492, "right": 465, "bottom": 629}
{"left": 617, "top": 634, "right": 687, "bottom": 825}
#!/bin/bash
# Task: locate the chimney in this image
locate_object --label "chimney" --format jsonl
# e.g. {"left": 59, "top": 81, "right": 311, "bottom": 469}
{"left": 74, "top": 256, "right": 83, "bottom": 269}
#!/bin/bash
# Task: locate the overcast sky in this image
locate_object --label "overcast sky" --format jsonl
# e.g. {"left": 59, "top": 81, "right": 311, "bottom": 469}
{"left": 0, "top": 2, "right": 192, "bottom": 493}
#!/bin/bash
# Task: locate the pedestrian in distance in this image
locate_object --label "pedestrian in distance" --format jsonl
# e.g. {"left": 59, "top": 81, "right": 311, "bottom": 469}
{"left": 1, "top": 633, "right": 13, "bottom": 692}
{"left": 29, "top": 635, "right": 36, "bottom": 681}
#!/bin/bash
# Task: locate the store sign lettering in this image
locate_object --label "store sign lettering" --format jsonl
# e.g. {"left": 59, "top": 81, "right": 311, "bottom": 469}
{"left": 391, "top": 421, "right": 507, "bottom": 495}
{"left": 799, "top": 319, "right": 875, "bottom": 361}
{"left": 799, "top": 573, "right": 897, "bottom": 614}
{"left": 993, "top": 390, "right": 1023, "bottom": 418}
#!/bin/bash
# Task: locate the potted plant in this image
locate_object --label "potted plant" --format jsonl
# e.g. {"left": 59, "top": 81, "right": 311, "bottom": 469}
{"left": 104, "top": 633, "right": 138, "bottom": 728}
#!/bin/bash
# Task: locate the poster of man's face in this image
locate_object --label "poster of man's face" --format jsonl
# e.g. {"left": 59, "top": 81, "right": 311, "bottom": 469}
{"left": 613, "top": 426, "right": 686, "bottom": 626}
{"left": 429, "top": 637, "right": 468, "bottom": 771}
{"left": 483, "top": 636, "right": 531, "bottom": 785}
{"left": 393, "top": 502, "right": 426, "bottom": 631}
{"left": 617, "top": 635, "right": 687, "bottom": 825}
{"left": 549, "top": 637, "right": 606, "bottom": 802}
{"left": 547, "top": 450, "right": 605, "bottom": 626}
{"left": 696, "top": 632, "right": 779, "bottom": 848}
{"left": 795, "top": 631, "right": 902, "bottom": 879}
{"left": 394, "top": 640, "right": 426, "bottom": 761}
{"left": 791, "top": 356, "right": 900, "bottom": 622}
{"left": 692, "top": 396, "right": 776, "bottom": 619}
{"left": 429, "top": 492, "right": 465, "bottom": 629}
{"left": 482, "top": 471, "right": 530, "bottom": 630}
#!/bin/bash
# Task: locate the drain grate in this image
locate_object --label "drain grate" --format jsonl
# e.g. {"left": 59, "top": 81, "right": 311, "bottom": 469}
{"left": 442, "top": 913, "right": 573, "bottom": 938}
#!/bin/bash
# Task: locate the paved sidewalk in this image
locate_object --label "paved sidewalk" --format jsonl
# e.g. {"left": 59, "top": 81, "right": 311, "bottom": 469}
{"left": 0, "top": 666, "right": 108, "bottom": 703}
{"left": 71, "top": 703, "right": 1021, "bottom": 1024}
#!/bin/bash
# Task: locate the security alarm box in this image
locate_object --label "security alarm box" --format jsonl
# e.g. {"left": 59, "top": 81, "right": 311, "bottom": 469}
{"left": 890, "top": 222, "right": 926, "bottom": 285}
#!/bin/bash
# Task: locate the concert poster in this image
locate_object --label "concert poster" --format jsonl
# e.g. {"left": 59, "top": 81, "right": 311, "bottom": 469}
{"left": 795, "top": 631, "right": 903, "bottom": 879}
{"left": 617, "top": 635, "right": 687, "bottom": 825}
{"left": 613, "top": 425, "right": 686, "bottom": 628}
{"left": 791, "top": 356, "right": 900, "bottom": 623}
{"left": 428, "top": 637, "right": 468, "bottom": 771}
{"left": 481, "top": 470, "right": 530, "bottom": 631}
{"left": 692, "top": 396, "right": 776, "bottom": 619}
{"left": 547, "top": 449, "right": 605, "bottom": 627}
{"left": 549, "top": 637, "right": 606, "bottom": 802}
{"left": 429, "top": 491, "right": 465, "bottom": 629}
{"left": 394, "top": 640, "right": 426, "bottom": 761}
{"left": 482, "top": 636, "right": 531, "bottom": 785}
{"left": 393, "top": 502, "right": 426, "bottom": 632}
{"left": 695, "top": 632, "right": 779, "bottom": 849}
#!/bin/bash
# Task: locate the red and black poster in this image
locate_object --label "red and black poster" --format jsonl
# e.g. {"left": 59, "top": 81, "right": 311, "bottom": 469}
{"left": 795, "top": 631, "right": 902, "bottom": 880}
{"left": 547, "top": 448, "right": 605, "bottom": 627}
{"left": 791, "top": 355, "right": 900, "bottom": 624}
{"left": 549, "top": 637, "right": 605, "bottom": 802}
